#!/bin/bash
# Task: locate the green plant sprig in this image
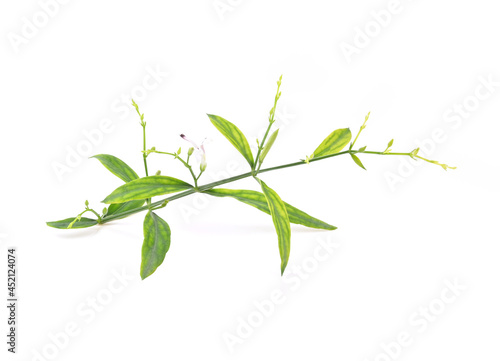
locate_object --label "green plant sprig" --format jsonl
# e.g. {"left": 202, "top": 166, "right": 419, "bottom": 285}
{"left": 254, "top": 75, "right": 282, "bottom": 172}
{"left": 47, "top": 76, "right": 455, "bottom": 279}
{"left": 145, "top": 147, "right": 203, "bottom": 187}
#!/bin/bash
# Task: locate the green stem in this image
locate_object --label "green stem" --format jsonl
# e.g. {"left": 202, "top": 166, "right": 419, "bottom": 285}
{"left": 350, "top": 112, "right": 370, "bottom": 150}
{"left": 141, "top": 123, "right": 151, "bottom": 206}
{"left": 68, "top": 208, "right": 102, "bottom": 228}
{"left": 87, "top": 208, "right": 103, "bottom": 223}
{"left": 142, "top": 125, "right": 149, "bottom": 177}
{"left": 148, "top": 150, "right": 199, "bottom": 187}
{"left": 100, "top": 148, "right": 412, "bottom": 224}
{"left": 254, "top": 76, "right": 282, "bottom": 170}
{"left": 255, "top": 121, "right": 274, "bottom": 172}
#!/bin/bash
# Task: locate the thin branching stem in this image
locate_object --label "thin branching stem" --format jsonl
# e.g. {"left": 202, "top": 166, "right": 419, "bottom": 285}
{"left": 100, "top": 148, "right": 415, "bottom": 224}
{"left": 148, "top": 150, "right": 199, "bottom": 187}
{"left": 254, "top": 76, "right": 282, "bottom": 170}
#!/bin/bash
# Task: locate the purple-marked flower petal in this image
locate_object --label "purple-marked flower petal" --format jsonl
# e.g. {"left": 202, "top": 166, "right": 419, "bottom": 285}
{"left": 180, "top": 134, "right": 199, "bottom": 149}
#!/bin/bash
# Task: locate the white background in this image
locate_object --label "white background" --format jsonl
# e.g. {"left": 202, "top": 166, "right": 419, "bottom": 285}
{"left": 1, "top": 0, "right": 499, "bottom": 360}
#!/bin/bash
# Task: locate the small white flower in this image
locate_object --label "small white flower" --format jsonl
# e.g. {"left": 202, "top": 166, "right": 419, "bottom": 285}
{"left": 180, "top": 134, "right": 207, "bottom": 171}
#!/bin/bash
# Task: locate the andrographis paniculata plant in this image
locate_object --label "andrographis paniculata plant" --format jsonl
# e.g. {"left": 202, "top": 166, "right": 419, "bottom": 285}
{"left": 47, "top": 76, "right": 455, "bottom": 279}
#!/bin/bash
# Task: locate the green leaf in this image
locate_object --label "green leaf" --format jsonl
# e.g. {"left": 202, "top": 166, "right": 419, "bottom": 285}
{"left": 105, "top": 200, "right": 146, "bottom": 219}
{"left": 313, "top": 128, "right": 352, "bottom": 158}
{"left": 93, "top": 155, "right": 144, "bottom": 219}
{"left": 259, "top": 180, "right": 291, "bottom": 275}
{"left": 350, "top": 154, "right": 366, "bottom": 170}
{"left": 103, "top": 176, "right": 193, "bottom": 204}
{"left": 91, "top": 154, "right": 139, "bottom": 182}
{"left": 46, "top": 217, "right": 98, "bottom": 229}
{"left": 207, "top": 114, "right": 254, "bottom": 168}
{"left": 259, "top": 129, "right": 279, "bottom": 163}
{"left": 205, "top": 188, "right": 336, "bottom": 230}
{"left": 383, "top": 139, "right": 394, "bottom": 154}
{"left": 141, "top": 211, "right": 171, "bottom": 279}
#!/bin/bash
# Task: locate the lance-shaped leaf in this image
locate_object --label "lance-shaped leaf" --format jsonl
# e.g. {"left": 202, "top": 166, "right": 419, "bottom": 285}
{"left": 207, "top": 114, "right": 254, "bottom": 168}
{"left": 313, "top": 128, "right": 352, "bottom": 158}
{"left": 91, "top": 155, "right": 145, "bottom": 219}
{"left": 105, "top": 200, "right": 146, "bottom": 219}
{"left": 205, "top": 188, "right": 336, "bottom": 230}
{"left": 141, "top": 211, "right": 171, "bottom": 279}
{"left": 46, "top": 217, "right": 98, "bottom": 229}
{"left": 259, "top": 129, "right": 279, "bottom": 163}
{"left": 103, "top": 176, "right": 193, "bottom": 204}
{"left": 91, "top": 154, "right": 139, "bottom": 182}
{"left": 259, "top": 180, "right": 291, "bottom": 275}
{"left": 350, "top": 153, "right": 366, "bottom": 170}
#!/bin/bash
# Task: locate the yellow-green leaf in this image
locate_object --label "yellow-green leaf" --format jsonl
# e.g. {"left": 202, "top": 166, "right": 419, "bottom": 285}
{"left": 106, "top": 200, "right": 146, "bottom": 219}
{"left": 141, "top": 211, "right": 171, "bottom": 279}
{"left": 92, "top": 155, "right": 145, "bottom": 219}
{"left": 313, "top": 128, "right": 352, "bottom": 158}
{"left": 91, "top": 154, "right": 139, "bottom": 182}
{"left": 259, "top": 180, "right": 291, "bottom": 275}
{"left": 205, "top": 188, "right": 336, "bottom": 230}
{"left": 102, "top": 176, "right": 193, "bottom": 204}
{"left": 350, "top": 153, "right": 366, "bottom": 170}
{"left": 207, "top": 114, "right": 254, "bottom": 168}
{"left": 259, "top": 129, "right": 279, "bottom": 163}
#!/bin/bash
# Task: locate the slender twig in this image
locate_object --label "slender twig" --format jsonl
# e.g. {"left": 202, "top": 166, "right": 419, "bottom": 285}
{"left": 100, "top": 148, "right": 416, "bottom": 224}
{"left": 132, "top": 99, "right": 151, "bottom": 205}
{"left": 254, "top": 76, "right": 282, "bottom": 171}
{"left": 67, "top": 207, "right": 102, "bottom": 228}
{"left": 350, "top": 112, "right": 370, "bottom": 150}
{"left": 147, "top": 149, "right": 199, "bottom": 187}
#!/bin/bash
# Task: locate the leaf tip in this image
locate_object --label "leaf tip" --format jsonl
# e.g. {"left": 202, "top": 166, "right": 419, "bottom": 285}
{"left": 281, "top": 263, "right": 287, "bottom": 276}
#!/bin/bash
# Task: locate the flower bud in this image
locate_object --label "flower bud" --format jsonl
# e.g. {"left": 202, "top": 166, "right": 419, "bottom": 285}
{"left": 188, "top": 147, "right": 194, "bottom": 156}
{"left": 200, "top": 157, "right": 207, "bottom": 172}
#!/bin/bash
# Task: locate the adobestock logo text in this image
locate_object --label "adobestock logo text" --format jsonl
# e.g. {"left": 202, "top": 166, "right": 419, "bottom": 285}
{"left": 340, "top": 0, "right": 414, "bottom": 63}
{"left": 7, "top": 0, "right": 71, "bottom": 54}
